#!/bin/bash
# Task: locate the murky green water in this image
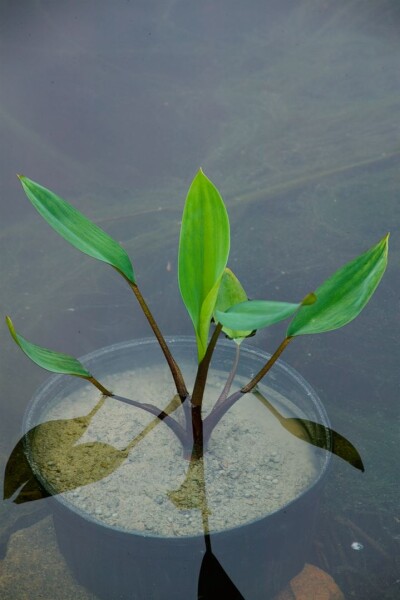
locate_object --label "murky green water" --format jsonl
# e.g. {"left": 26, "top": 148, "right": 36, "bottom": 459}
{"left": 0, "top": 1, "right": 399, "bottom": 598}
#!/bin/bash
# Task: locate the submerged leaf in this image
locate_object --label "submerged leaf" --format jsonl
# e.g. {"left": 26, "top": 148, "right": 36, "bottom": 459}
{"left": 18, "top": 175, "right": 135, "bottom": 283}
{"left": 216, "top": 299, "right": 300, "bottom": 332}
{"left": 213, "top": 268, "right": 254, "bottom": 341}
{"left": 3, "top": 433, "right": 50, "bottom": 504}
{"left": 5, "top": 394, "right": 184, "bottom": 504}
{"left": 178, "top": 170, "right": 230, "bottom": 361}
{"left": 4, "top": 398, "right": 106, "bottom": 503}
{"left": 287, "top": 235, "right": 389, "bottom": 336}
{"left": 4, "top": 422, "right": 128, "bottom": 502}
{"left": 6, "top": 316, "right": 91, "bottom": 378}
{"left": 253, "top": 389, "right": 364, "bottom": 471}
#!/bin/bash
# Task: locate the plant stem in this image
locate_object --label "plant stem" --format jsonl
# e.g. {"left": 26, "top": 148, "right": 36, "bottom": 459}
{"left": 190, "top": 324, "right": 222, "bottom": 452}
{"left": 87, "top": 376, "right": 112, "bottom": 396}
{"left": 113, "top": 393, "right": 188, "bottom": 447}
{"left": 240, "top": 336, "right": 293, "bottom": 393}
{"left": 191, "top": 324, "right": 222, "bottom": 408}
{"left": 125, "top": 279, "right": 189, "bottom": 400}
{"left": 191, "top": 405, "right": 204, "bottom": 459}
{"left": 211, "top": 343, "right": 240, "bottom": 414}
{"left": 203, "top": 336, "right": 293, "bottom": 443}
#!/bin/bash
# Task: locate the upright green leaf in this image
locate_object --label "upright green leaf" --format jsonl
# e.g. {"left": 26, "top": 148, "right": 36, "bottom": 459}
{"left": 18, "top": 175, "right": 135, "bottom": 283}
{"left": 178, "top": 170, "right": 230, "bottom": 361}
{"left": 287, "top": 235, "right": 389, "bottom": 337}
{"left": 6, "top": 316, "right": 92, "bottom": 378}
{"left": 213, "top": 268, "right": 254, "bottom": 342}
{"left": 216, "top": 299, "right": 300, "bottom": 332}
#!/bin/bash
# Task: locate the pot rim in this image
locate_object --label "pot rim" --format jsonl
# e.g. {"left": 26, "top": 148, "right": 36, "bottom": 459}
{"left": 23, "top": 335, "right": 332, "bottom": 541}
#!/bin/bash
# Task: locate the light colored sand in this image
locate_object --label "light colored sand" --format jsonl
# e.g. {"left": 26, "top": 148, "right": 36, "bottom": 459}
{"left": 31, "top": 364, "right": 319, "bottom": 537}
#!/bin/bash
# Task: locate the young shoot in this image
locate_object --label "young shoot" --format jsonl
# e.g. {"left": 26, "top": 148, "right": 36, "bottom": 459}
{"left": 7, "top": 171, "right": 389, "bottom": 462}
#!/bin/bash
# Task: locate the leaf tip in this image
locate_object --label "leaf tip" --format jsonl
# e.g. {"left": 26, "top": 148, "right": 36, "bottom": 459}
{"left": 196, "top": 167, "right": 211, "bottom": 184}
{"left": 380, "top": 233, "right": 390, "bottom": 258}
{"left": 5, "top": 316, "right": 18, "bottom": 344}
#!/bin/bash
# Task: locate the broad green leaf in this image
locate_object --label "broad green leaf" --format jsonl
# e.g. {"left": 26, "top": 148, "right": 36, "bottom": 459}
{"left": 18, "top": 176, "right": 135, "bottom": 283}
{"left": 6, "top": 316, "right": 91, "bottom": 378}
{"left": 213, "top": 268, "right": 254, "bottom": 342}
{"left": 287, "top": 235, "right": 389, "bottom": 337}
{"left": 216, "top": 300, "right": 300, "bottom": 332}
{"left": 178, "top": 170, "right": 230, "bottom": 361}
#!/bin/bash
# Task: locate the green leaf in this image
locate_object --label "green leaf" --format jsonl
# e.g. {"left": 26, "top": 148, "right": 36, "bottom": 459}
{"left": 18, "top": 175, "right": 135, "bottom": 283}
{"left": 213, "top": 268, "right": 254, "bottom": 341}
{"left": 287, "top": 235, "right": 389, "bottom": 337}
{"left": 178, "top": 170, "right": 230, "bottom": 361}
{"left": 216, "top": 299, "right": 300, "bottom": 332}
{"left": 6, "top": 316, "right": 92, "bottom": 378}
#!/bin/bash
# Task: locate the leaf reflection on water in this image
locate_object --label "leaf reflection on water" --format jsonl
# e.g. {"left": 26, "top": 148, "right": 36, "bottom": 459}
{"left": 3, "top": 393, "right": 182, "bottom": 505}
{"left": 252, "top": 388, "right": 364, "bottom": 472}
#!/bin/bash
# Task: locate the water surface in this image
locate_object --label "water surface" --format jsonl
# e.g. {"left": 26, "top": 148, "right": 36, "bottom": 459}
{"left": 0, "top": 1, "right": 399, "bottom": 598}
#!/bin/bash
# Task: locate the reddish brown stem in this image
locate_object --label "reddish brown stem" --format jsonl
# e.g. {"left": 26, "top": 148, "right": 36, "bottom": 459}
{"left": 241, "top": 336, "right": 293, "bottom": 393}
{"left": 87, "top": 376, "right": 112, "bottom": 396}
{"left": 126, "top": 280, "right": 189, "bottom": 401}
{"left": 191, "top": 324, "right": 222, "bottom": 408}
{"left": 190, "top": 405, "right": 204, "bottom": 459}
{"left": 203, "top": 336, "right": 293, "bottom": 443}
{"left": 112, "top": 394, "right": 189, "bottom": 448}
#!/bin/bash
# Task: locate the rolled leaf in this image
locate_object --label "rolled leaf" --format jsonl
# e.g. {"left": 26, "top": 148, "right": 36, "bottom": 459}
{"left": 6, "top": 316, "right": 91, "bottom": 378}
{"left": 18, "top": 175, "right": 135, "bottom": 283}
{"left": 178, "top": 170, "right": 230, "bottom": 361}
{"left": 216, "top": 299, "right": 300, "bottom": 332}
{"left": 213, "top": 268, "right": 253, "bottom": 341}
{"left": 287, "top": 235, "right": 389, "bottom": 336}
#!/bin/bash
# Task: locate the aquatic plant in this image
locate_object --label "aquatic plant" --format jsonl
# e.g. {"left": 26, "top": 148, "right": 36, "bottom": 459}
{"left": 6, "top": 170, "right": 388, "bottom": 460}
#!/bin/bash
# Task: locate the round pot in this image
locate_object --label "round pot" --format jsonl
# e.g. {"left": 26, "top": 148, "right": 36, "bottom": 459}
{"left": 23, "top": 337, "right": 331, "bottom": 600}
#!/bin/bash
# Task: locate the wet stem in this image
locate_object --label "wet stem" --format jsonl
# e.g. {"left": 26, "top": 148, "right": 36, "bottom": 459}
{"left": 89, "top": 278, "right": 294, "bottom": 457}
{"left": 188, "top": 331, "right": 294, "bottom": 452}
{"left": 127, "top": 279, "right": 189, "bottom": 401}
{"left": 202, "top": 336, "right": 293, "bottom": 445}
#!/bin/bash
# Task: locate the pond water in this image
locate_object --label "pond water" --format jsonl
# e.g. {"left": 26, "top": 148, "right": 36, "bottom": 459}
{"left": 0, "top": 0, "right": 399, "bottom": 598}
